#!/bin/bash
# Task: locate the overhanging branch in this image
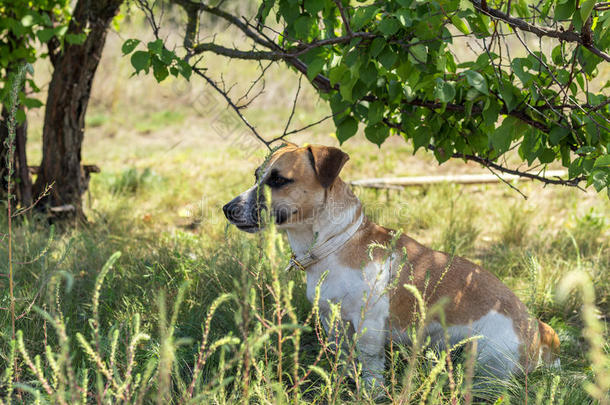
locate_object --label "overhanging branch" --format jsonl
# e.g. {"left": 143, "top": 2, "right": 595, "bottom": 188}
{"left": 382, "top": 119, "right": 586, "bottom": 188}
{"left": 155, "top": 0, "right": 601, "bottom": 190}
{"left": 470, "top": 0, "right": 610, "bottom": 62}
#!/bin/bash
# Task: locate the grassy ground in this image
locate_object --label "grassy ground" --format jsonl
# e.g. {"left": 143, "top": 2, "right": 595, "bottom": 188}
{"left": 1, "top": 14, "right": 609, "bottom": 404}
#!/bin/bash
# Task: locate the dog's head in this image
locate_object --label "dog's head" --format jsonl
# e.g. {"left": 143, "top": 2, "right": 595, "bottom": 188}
{"left": 222, "top": 143, "right": 349, "bottom": 233}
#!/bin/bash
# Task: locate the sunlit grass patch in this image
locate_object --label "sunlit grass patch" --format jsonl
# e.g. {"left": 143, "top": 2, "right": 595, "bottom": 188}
{"left": 133, "top": 109, "right": 186, "bottom": 134}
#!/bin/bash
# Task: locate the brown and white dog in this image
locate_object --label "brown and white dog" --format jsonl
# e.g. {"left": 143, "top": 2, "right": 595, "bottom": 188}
{"left": 222, "top": 143, "right": 560, "bottom": 388}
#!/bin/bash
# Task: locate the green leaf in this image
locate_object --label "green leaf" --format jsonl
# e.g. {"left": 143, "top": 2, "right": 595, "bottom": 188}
{"left": 8, "top": 18, "right": 26, "bottom": 36}
{"left": 549, "top": 126, "right": 570, "bottom": 145}
{"left": 515, "top": 0, "right": 532, "bottom": 17}
{"left": 580, "top": 0, "right": 596, "bottom": 22}
{"left": 177, "top": 59, "right": 192, "bottom": 80}
{"left": 147, "top": 39, "right": 164, "bottom": 55}
{"left": 36, "top": 28, "right": 55, "bottom": 43}
{"left": 352, "top": 5, "right": 380, "bottom": 31}
{"left": 369, "top": 37, "right": 386, "bottom": 57}
{"left": 22, "top": 97, "right": 43, "bottom": 108}
{"left": 339, "top": 74, "right": 356, "bottom": 101}
{"left": 555, "top": 0, "right": 576, "bottom": 20}
{"left": 593, "top": 155, "right": 610, "bottom": 168}
{"left": 412, "top": 126, "right": 430, "bottom": 152}
{"left": 378, "top": 18, "right": 401, "bottom": 36}
{"left": 307, "top": 59, "right": 325, "bottom": 81}
{"left": 378, "top": 48, "right": 398, "bottom": 70}
{"left": 131, "top": 51, "right": 151, "bottom": 74}
{"left": 336, "top": 116, "right": 358, "bottom": 143}
{"left": 304, "top": 0, "right": 325, "bottom": 14}
{"left": 450, "top": 15, "right": 470, "bottom": 34}
{"left": 499, "top": 84, "right": 517, "bottom": 112}
{"left": 519, "top": 129, "right": 542, "bottom": 164}
{"left": 490, "top": 117, "right": 525, "bottom": 154}
{"left": 591, "top": 169, "right": 609, "bottom": 192}
{"left": 433, "top": 79, "right": 456, "bottom": 103}
{"left": 395, "top": 9, "right": 413, "bottom": 27}
{"left": 464, "top": 70, "right": 488, "bottom": 94}
{"left": 511, "top": 58, "right": 533, "bottom": 86}
{"left": 359, "top": 62, "right": 377, "bottom": 87}
{"left": 329, "top": 65, "right": 348, "bottom": 86}
{"left": 365, "top": 123, "right": 390, "bottom": 146}
{"left": 409, "top": 43, "right": 427, "bottom": 64}
{"left": 388, "top": 80, "right": 401, "bottom": 102}
{"left": 569, "top": 157, "right": 584, "bottom": 178}
{"left": 66, "top": 33, "right": 87, "bottom": 45}
{"left": 54, "top": 25, "right": 68, "bottom": 37}
{"left": 151, "top": 56, "right": 169, "bottom": 82}
{"left": 295, "top": 15, "right": 314, "bottom": 38}
{"left": 459, "top": 0, "right": 475, "bottom": 12}
{"left": 160, "top": 48, "right": 175, "bottom": 65}
{"left": 16, "top": 109, "right": 26, "bottom": 125}
{"left": 538, "top": 148, "right": 556, "bottom": 164}
{"left": 368, "top": 101, "right": 384, "bottom": 125}
{"left": 551, "top": 44, "right": 565, "bottom": 65}
{"left": 122, "top": 39, "right": 141, "bottom": 54}
{"left": 256, "top": 0, "right": 274, "bottom": 24}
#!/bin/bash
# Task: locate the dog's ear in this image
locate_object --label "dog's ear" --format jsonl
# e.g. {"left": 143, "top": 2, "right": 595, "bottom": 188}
{"left": 307, "top": 145, "right": 349, "bottom": 188}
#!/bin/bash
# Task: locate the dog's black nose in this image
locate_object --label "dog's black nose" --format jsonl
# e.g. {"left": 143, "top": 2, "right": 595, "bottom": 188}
{"left": 223, "top": 198, "right": 242, "bottom": 222}
{"left": 222, "top": 202, "right": 233, "bottom": 221}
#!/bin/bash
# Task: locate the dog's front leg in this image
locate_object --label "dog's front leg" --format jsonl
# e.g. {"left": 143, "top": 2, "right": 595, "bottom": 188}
{"left": 355, "top": 316, "right": 387, "bottom": 389}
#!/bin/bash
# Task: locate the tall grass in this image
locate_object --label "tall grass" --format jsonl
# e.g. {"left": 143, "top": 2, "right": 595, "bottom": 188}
{"left": 2, "top": 221, "right": 608, "bottom": 403}
{"left": 1, "top": 133, "right": 608, "bottom": 403}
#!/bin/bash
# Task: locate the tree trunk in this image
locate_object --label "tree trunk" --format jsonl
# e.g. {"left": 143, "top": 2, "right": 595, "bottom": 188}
{"left": 0, "top": 26, "right": 33, "bottom": 210}
{"left": 0, "top": 108, "right": 32, "bottom": 208}
{"left": 33, "top": 0, "right": 123, "bottom": 219}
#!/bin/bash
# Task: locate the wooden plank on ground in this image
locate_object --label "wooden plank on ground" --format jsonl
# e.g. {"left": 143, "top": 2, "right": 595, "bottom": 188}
{"left": 349, "top": 170, "right": 567, "bottom": 189}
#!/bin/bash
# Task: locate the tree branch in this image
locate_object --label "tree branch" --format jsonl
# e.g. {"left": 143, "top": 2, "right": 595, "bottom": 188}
{"left": 192, "top": 42, "right": 281, "bottom": 60}
{"left": 381, "top": 118, "right": 586, "bottom": 188}
{"left": 191, "top": 67, "right": 271, "bottom": 149}
{"left": 334, "top": 0, "right": 353, "bottom": 36}
{"left": 470, "top": 0, "right": 610, "bottom": 62}
{"left": 445, "top": 147, "right": 586, "bottom": 187}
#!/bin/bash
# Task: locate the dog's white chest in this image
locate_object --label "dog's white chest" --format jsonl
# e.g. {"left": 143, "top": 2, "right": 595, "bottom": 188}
{"left": 305, "top": 255, "right": 394, "bottom": 328}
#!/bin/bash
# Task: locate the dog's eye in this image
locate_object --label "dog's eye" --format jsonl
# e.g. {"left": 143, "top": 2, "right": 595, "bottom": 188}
{"left": 266, "top": 174, "right": 292, "bottom": 188}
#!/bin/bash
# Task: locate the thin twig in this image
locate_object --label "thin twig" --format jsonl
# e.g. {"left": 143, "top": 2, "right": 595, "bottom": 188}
{"left": 191, "top": 67, "right": 271, "bottom": 149}
{"left": 470, "top": 0, "right": 610, "bottom": 62}
{"left": 485, "top": 165, "right": 529, "bottom": 199}
{"left": 282, "top": 75, "right": 302, "bottom": 137}
{"left": 334, "top": 0, "right": 353, "bottom": 36}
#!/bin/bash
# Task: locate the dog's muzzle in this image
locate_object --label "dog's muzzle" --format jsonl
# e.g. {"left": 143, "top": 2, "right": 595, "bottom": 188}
{"left": 223, "top": 188, "right": 266, "bottom": 233}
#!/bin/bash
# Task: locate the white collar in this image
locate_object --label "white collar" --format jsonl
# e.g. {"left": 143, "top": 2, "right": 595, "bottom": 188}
{"left": 285, "top": 212, "right": 365, "bottom": 272}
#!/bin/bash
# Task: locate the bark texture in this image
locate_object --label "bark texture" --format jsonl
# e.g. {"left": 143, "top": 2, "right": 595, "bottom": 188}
{"left": 33, "top": 0, "right": 123, "bottom": 218}
{"left": 0, "top": 108, "right": 32, "bottom": 208}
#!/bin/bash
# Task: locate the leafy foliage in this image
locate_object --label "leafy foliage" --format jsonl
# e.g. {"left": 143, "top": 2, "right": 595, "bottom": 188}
{"left": 128, "top": 0, "right": 610, "bottom": 194}
{"left": 0, "top": 0, "right": 75, "bottom": 121}
{"left": 122, "top": 38, "right": 192, "bottom": 81}
{"left": 260, "top": 0, "right": 609, "bottom": 192}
